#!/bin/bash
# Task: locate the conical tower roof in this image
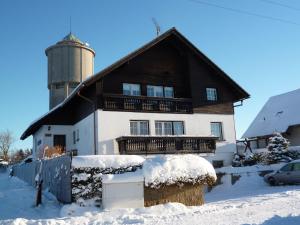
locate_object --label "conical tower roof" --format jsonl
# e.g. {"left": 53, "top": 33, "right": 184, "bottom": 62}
{"left": 61, "top": 32, "right": 83, "bottom": 44}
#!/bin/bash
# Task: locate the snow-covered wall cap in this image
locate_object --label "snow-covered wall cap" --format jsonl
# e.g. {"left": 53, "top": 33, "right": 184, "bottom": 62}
{"left": 102, "top": 170, "right": 144, "bottom": 184}
{"left": 72, "top": 155, "right": 145, "bottom": 169}
{"left": 242, "top": 88, "right": 300, "bottom": 138}
{"left": 143, "top": 154, "right": 216, "bottom": 188}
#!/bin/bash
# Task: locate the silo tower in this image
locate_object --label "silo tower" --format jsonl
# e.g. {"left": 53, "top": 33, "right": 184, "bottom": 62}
{"left": 45, "top": 33, "right": 95, "bottom": 109}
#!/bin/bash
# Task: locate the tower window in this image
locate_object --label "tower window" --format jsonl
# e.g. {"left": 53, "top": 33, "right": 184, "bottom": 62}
{"left": 55, "top": 83, "right": 64, "bottom": 89}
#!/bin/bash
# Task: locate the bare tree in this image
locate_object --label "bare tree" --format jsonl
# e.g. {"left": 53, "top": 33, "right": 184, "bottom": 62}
{"left": 0, "top": 130, "right": 14, "bottom": 161}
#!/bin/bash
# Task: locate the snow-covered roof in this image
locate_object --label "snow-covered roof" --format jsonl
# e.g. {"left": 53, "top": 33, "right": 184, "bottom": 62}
{"left": 143, "top": 154, "right": 216, "bottom": 188}
{"left": 72, "top": 155, "right": 145, "bottom": 169}
{"left": 243, "top": 88, "right": 300, "bottom": 138}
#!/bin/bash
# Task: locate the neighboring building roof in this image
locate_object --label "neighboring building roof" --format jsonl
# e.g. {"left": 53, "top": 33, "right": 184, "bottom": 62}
{"left": 243, "top": 88, "right": 300, "bottom": 139}
{"left": 21, "top": 27, "right": 250, "bottom": 140}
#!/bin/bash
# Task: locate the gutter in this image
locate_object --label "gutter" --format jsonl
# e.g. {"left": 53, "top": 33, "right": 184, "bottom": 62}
{"left": 77, "top": 87, "right": 97, "bottom": 155}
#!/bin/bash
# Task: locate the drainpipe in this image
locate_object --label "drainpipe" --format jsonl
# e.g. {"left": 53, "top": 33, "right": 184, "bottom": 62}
{"left": 77, "top": 89, "right": 97, "bottom": 155}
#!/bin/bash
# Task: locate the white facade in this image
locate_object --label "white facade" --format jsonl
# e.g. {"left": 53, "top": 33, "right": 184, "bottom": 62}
{"left": 97, "top": 110, "right": 237, "bottom": 166}
{"left": 32, "top": 125, "right": 73, "bottom": 158}
{"left": 32, "top": 110, "right": 237, "bottom": 166}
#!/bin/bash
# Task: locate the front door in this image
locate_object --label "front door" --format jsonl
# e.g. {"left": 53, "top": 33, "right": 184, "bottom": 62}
{"left": 53, "top": 135, "right": 66, "bottom": 149}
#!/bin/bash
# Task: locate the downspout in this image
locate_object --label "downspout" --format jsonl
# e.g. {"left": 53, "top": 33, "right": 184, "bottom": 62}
{"left": 77, "top": 89, "right": 97, "bottom": 155}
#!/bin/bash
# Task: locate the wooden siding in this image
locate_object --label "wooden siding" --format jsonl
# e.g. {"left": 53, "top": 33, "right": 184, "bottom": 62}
{"left": 99, "top": 36, "right": 236, "bottom": 114}
{"left": 187, "top": 51, "right": 236, "bottom": 114}
{"left": 102, "top": 37, "right": 191, "bottom": 99}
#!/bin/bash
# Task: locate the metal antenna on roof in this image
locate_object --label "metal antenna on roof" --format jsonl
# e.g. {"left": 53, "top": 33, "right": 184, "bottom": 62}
{"left": 69, "top": 16, "right": 72, "bottom": 34}
{"left": 152, "top": 18, "right": 161, "bottom": 36}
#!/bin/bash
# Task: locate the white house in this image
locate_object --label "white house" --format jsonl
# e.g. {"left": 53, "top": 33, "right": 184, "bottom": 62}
{"left": 242, "top": 88, "right": 300, "bottom": 150}
{"left": 21, "top": 28, "right": 249, "bottom": 167}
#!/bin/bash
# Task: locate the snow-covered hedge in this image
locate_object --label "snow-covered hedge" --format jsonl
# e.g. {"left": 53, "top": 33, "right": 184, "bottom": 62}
{"left": 72, "top": 155, "right": 145, "bottom": 169}
{"left": 143, "top": 155, "right": 217, "bottom": 188}
{"left": 71, "top": 155, "right": 144, "bottom": 205}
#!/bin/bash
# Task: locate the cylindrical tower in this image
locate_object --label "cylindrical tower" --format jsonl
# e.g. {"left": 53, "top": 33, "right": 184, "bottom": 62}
{"left": 45, "top": 33, "right": 95, "bottom": 109}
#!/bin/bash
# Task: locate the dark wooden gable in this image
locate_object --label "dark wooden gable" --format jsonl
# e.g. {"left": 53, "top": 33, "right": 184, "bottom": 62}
{"left": 100, "top": 32, "right": 245, "bottom": 114}
{"left": 102, "top": 36, "right": 191, "bottom": 98}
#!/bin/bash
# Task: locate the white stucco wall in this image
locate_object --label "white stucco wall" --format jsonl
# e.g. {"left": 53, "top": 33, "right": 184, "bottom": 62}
{"left": 31, "top": 110, "right": 238, "bottom": 165}
{"left": 96, "top": 110, "right": 237, "bottom": 166}
{"left": 72, "top": 113, "right": 95, "bottom": 155}
{"left": 32, "top": 125, "right": 73, "bottom": 158}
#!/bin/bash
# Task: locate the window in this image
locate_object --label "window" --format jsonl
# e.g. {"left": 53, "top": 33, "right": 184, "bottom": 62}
{"left": 164, "top": 87, "right": 174, "bottom": 98}
{"left": 293, "top": 163, "right": 300, "bottom": 171}
{"left": 76, "top": 129, "right": 79, "bottom": 142}
{"left": 123, "top": 83, "right": 141, "bottom": 96}
{"left": 69, "top": 82, "right": 79, "bottom": 89}
{"left": 155, "top": 121, "right": 184, "bottom": 135}
{"left": 212, "top": 160, "right": 224, "bottom": 168}
{"left": 147, "top": 85, "right": 174, "bottom": 98}
{"left": 73, "top": 131, "right": 76, "bottom": 144}
{"left": 147, "top": 85, "right": 164, "bottom": 97}
{"left": 206, "top": 88, "right": 217, "bottom": 101}
{"left": 281, "top": 163, "right": 293, "bottom": 172}
{"left": 55, "top": 83, "right": 64, "bottom": 89}
{"left": 173, "top": 121, "right": 184, "bottom": 135}
{"left": 130, "top": 121, "right": 149, "bottom": 135}
{"left": 211, "top": 122, "right": 223, "bottom": 140}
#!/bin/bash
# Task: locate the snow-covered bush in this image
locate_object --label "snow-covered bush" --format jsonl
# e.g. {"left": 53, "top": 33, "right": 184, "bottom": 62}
{"left": 265, "top": 133, "right": 290, "bottom": 164}
{"left": 232, "top": 151, "right": 266, "bottom": 167}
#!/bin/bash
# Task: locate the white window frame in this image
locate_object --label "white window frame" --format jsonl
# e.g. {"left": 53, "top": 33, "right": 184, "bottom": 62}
{"left": 147, "top": 85, "right": 174, "bottom": 98}
{"left": 130, "top": 120, "right": 149, "bottom": 135}
{"left": 123, "top": 83, "right": 141, "bottom": 96}
{"left": 206, "top": 88, "right": 218, "bottom": 101}
{"left": 147, "top": 85, "right": 164, "bottom": 97}
{"left": 164, "top": 86, "right": 174, "bottom": 98}
{"left": 210, "top": 122, "right": 223, "bottom": 141}
{"left": 155, "top": 121, "right": 185, "bottom": 135}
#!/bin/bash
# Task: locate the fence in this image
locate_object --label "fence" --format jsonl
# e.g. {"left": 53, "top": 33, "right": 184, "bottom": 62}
{"left": 12, "top": 155, "right": 72, "bottom": 203}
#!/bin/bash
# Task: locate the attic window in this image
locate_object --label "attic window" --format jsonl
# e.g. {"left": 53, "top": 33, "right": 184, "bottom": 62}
{"left": 123, "top": 83, "right": 141, "bottom": 96}
{"left": 206, "top": 88, "right": 217, "bottom": 101}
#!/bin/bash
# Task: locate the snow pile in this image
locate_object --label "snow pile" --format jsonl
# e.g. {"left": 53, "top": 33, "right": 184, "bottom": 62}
{"left": 2, "top": 165, "right": 300, "bottom": 225}
{"left": 72, "top": 155, "right": 145, "bottom": 168}
{"left": 0, "top": 161, "right": 8, "bottom": 166}
{"left": 143, "top": 155, "right": 216, "bottom": 188}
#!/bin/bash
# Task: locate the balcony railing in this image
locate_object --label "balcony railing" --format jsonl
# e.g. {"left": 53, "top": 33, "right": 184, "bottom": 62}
{"left": 103, "top": 94, "right": 193, "bottom": 113}
{"left": 116, "top": 136, "right": 217, "bottom": 155}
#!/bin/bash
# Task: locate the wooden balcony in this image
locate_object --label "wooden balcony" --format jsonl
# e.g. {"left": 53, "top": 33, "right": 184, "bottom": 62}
{"left": 116, "top": 136, "right": 217, "bottom": 155}
{"left": 102, "top": 94, "right": 193, "bottom": 113}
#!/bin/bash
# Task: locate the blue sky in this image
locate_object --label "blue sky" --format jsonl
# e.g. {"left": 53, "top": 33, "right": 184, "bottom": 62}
{"left": 1, "top": 0, "right": 300, "bottom": 150}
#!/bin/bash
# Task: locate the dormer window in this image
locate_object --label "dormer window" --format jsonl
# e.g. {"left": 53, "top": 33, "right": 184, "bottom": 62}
{"left": 123, "top": 83, "right": 141, "bottom": 96}
{"left": 206, "top": 88, "right": 217, "bottom": 101}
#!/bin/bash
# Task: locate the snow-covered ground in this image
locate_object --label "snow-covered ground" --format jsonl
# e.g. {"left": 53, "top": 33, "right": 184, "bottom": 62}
{"left": 1, "top": 167, "right": 300, "bottom": 225}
